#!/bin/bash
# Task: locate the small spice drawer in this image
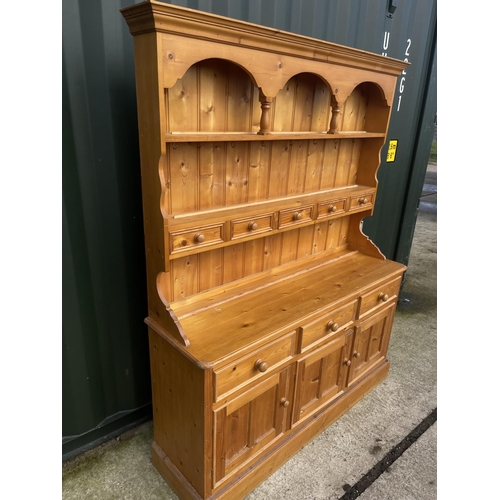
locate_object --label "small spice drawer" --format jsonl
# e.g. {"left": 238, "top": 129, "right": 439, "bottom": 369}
{"left": 298, "top": 300, "right": 357, "bottom": 352}
{"left": 358, "top": 276, "right": 402, "bottom": 318}
{"left": 170, "top": 223, "right": 224, "bottom": 254}
{"left": 213, "top": 331, "right": 295, "bottom": 402}
{"left": 317, "top": 198, "right": 347, "bottom": 219}
{"left": 349, "top": 192, "right": 374, "bottom": 212}
{"left": 278, "top": 205, "right": 313, "bottom": 229}
{"left": 230, "top": 213, "right": 273, "bottom": 240}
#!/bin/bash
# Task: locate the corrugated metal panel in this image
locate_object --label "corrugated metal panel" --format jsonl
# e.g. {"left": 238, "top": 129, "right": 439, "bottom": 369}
{"left": 62, "top": 0, "right": 152, "bottom": 458}
{"left": 62, "top": 0, "right": 436, "bottom": 458}
{"left": 394, "top": 23, "right": 437, "bottom": 265}
{"left": 361, "top": 0, "right": 437, "bottom": 261}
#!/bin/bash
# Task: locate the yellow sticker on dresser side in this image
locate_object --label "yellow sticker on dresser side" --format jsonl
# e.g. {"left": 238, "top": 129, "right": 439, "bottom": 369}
{"left": 386, "top": 140, "right": 398, "bottom": 162}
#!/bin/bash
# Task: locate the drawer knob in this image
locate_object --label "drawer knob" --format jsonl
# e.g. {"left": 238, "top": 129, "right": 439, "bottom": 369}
{"left": 254, "top": 359, "right": 269, "bottom": 372}
{"left": 378, "top": 292, "right": 389, "bottom": 302}
{"left": 248, "top": 221, "right": 258, "bottom": 231}
{"left": 293, "top": 211, "right": 303, "bottom": 221}
{"left": 328, "top": 205, "right": 337, "bottom": 213}
{"left": 353, "top": 351, "right": 361, "bottom": 358}
{"left": 327, "top": 321, "right": 339, "bottom": 332}
{"left": 359, "top": 197, "right": 368, "bottom": 205}
{"left": 280, "top": 398, "right": 290, "bottom": 408}
{"left": 344, "top": 359, "right": 351, "bottom": 367}
{"left": 194, "top": 233, "right": 205, "bottom": 243}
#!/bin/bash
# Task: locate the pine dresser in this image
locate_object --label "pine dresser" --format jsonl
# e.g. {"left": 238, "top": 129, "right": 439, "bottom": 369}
{"left": 120, "top": 2, "right": 408, "bottom": 498}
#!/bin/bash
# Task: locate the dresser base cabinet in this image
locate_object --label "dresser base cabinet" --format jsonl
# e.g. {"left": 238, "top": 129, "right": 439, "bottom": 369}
{"left": 121, "top": 2, "right": 408, "bottom": 499}
{"left": 150, "top": 331, "right": 391, "bottom": 500}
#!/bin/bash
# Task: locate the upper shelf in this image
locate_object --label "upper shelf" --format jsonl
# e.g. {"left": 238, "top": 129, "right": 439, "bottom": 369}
{"left": 165, "top": 61, "right": 391, "bottom": 138}
{"left": 165, "top": 131, "right": 386, "bottom": 142}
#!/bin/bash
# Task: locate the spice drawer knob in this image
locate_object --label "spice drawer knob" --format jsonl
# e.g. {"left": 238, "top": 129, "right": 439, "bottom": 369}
{"left": 254, "top": 359, "right": 269, "bottom": 372}
{"left": 327, "top": 321, "right": 339, "bottom": 332}
{"left": 344, "top": 359, "right": 351, "bottom": 367}
{"left": 248, "top": 221, "right": 258, "bottom": 231}
{"left": 293, "top": 212, "right": 303, "bottom": 221}
{"left": 378, "top": 293, "right": 389, "bottom": 302}
{"left": 328, "top": 205, "right": 337, "bottom": 213}
{"left": 359, "top": 197, "right": 367, "bottom": 204}
{"left": 194, "top": 233, "right": 205, "bottom": 243}
{"left": 280, "top": 398, "right": 290, "bottom": 408}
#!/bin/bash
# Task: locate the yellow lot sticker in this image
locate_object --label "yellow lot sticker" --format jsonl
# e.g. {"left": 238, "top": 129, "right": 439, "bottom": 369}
{"left": 386, "top": 140, "right": 398, "bottom": 162}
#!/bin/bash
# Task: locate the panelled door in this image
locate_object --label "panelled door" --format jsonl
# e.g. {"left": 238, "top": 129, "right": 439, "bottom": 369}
{"left": 213, "top": 366, "right": 291, "bottom": 486}
{"left": 348, "top": 304, "right": 396, "bottom": 386}
{"left": 292, "top": 331, "right": 353, "bottom": 426}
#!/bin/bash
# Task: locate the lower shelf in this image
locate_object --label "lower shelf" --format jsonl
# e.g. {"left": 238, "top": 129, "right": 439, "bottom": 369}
{"left": 169, "top": 251, "right": 405, "bottom": 365}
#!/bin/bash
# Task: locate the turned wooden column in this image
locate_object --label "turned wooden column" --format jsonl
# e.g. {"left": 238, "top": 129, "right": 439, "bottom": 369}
{"left": 257, "top": 90, "right": 273, "bottom": 135}
{"left": 328, "top": 95, "right": 341, "bottom": 134}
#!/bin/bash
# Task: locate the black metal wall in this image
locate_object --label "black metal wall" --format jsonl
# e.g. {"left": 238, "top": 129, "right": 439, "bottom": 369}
{"left": 62, "top": 0, "right": 437, "bottom": 459}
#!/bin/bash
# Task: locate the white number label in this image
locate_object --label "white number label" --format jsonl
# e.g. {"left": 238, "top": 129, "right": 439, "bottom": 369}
{"left": 397, "top": 38, "right": 411, "bottom": 111}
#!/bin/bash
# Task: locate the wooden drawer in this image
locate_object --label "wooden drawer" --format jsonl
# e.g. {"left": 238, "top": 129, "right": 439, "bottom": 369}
{"left": 317, "top": 198, "right": 347, "bottom": 219}
{"left": 349, "top": 192, "right": 374, "bottom": 212}
{"left": 213, "top": 332, "right": 295, "bottom": 402}
{"left": 170, "top": 223, "right": 224, "bottom": 254}
{"left": 358, "top": 276, "right": 402, "bottom": 318}
{"left": 278, "top": 205, "right": 313, "bottom": 229}
{"left": 298, "top": 301, "right": 357, "bottom": 352}
{"left": 230, "top": 213, "right": 273, "bottom": 240}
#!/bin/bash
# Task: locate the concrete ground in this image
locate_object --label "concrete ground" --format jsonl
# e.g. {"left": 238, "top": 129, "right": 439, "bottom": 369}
{"left": 62, "top": 163, "right": 437, "bottom": 500}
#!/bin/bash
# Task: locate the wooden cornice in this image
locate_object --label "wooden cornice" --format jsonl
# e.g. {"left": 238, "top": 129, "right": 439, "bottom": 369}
{"left": 120, "top": 0, "right": 408, "bottom": 76}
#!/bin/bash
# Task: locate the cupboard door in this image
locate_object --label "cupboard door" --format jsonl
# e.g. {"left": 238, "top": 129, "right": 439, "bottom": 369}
{"left": 292, "top": 331, "right": 353, "bottom": 426}
{"left": 348, "top": 304, "right": 396, "bottom": 386}
{"left": 213, "top": 366, "right": 291, "bottom": 486}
